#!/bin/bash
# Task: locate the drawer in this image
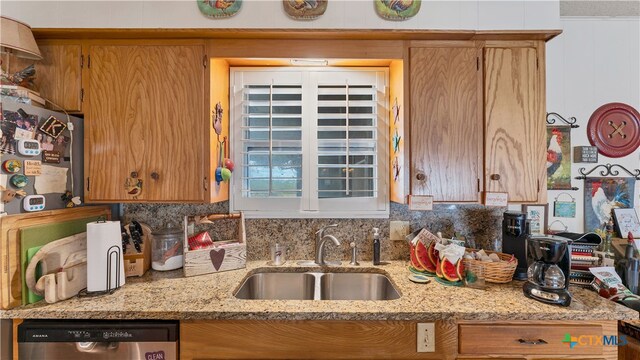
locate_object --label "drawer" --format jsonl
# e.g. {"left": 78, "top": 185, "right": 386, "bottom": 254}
{"left": 458, "top": 324, "right": 604, "bottom": 356}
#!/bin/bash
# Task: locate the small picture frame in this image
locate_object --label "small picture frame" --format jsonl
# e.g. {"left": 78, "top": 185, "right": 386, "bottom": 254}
{"left": 612, "top": 208, "right": 640, "bottom": 238}
{"left": 522, "top": 204, "right": 549, "bottom": 235}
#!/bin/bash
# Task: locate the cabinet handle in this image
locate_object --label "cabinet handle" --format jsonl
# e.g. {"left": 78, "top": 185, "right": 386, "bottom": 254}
{"left": 490, "top": 174, "right": 501, "bottom": 181}
{"left": 517, "top": 339, "right": 547, "bottom": 345}
{"left": 130, "top": 171, "right": 138, "bottom": 178}
{"left": 203, "top": 177, "right": 208, "bottom": 191}
{"left": 416, "top": 173, "right": 426, "bottom": 181}
{"left": 151, "top": 172, "right": 160, "bottom": 181}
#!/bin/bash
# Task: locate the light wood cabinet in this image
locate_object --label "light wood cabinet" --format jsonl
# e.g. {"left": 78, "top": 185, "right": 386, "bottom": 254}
{"left": 84, "top": 43, "right": 207, "bottom": 202}
{"left": 180, "top": 320, "right": 618, "bottom": 360}
{"left": 407, "top": 41, "right": 546, "bottom": 204}
{"left": 483, "top": 44, "right": 546, "bottom": 203}
{"left": 409, "top": 46, "right": 482, "bottom": 202}
{"left": 9, "top": 42, "right": 83, "bottom": 112}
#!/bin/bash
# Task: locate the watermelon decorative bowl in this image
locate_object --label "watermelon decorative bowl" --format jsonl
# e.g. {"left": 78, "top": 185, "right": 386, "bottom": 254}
{"left": 462, "top": 249, "right": 517, "bottom": 284}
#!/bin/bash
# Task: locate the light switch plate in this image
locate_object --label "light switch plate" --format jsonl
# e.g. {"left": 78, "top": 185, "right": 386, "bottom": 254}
{"left": 390, "top": 221, "right": 410, "bottom": 241}
{"left": 417, "top": 323, "right": 435, "bottom": 352}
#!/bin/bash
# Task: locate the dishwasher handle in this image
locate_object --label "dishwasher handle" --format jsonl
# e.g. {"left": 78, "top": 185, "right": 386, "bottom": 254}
{"left": 76, "top": 342, "right": 119, "bottom": 353}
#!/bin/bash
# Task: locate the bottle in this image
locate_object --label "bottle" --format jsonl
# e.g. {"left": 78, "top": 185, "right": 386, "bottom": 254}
{"left": 373, "top": 227, "right": 381, "bottom": 265}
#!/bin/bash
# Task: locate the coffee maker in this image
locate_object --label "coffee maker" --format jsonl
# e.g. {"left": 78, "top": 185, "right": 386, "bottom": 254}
{"left": 523, "top": 235, "right": 572, "bottom": 306}
{"left": 502, "top": 211, "right": 530, "bottom": 280}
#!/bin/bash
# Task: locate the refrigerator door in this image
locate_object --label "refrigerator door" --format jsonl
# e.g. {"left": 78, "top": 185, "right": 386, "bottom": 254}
{"left": 1, "top": 100, "right": 83, "bottom": 215}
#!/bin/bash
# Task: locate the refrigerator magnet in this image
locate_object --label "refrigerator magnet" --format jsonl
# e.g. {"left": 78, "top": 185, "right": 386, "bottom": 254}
{"left": 2, "top": 159, "right": 21, "bottom": 173}
{"left": 10, "top": 174, "right": 29, "bottom": 189}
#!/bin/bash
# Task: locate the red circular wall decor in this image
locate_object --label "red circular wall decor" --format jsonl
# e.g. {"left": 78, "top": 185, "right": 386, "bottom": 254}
{"left": 587, "top": 102, "right": 640, "bottom": 158}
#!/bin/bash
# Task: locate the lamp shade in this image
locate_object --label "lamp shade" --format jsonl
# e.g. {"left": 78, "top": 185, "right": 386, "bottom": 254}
{"left": 1, "top": 16, "right": 42, "bottom": 60}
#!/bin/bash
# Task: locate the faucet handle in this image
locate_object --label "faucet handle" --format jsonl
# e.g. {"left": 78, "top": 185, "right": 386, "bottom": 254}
{"left": 316, "top": 224, "right": 338, "bottom": 236}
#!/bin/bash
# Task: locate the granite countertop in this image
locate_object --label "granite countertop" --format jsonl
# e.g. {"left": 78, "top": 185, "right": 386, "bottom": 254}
{"left": 1, "top": 261, "right": 637, "bottom": 321}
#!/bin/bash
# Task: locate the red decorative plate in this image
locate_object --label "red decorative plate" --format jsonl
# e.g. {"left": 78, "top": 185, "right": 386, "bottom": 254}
{"left": 587, "top": 102, "right": 640, "bottom": 158}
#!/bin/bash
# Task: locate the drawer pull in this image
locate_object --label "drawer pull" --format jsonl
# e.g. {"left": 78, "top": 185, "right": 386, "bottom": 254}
{"left": 490, "top": 174, "right": 501, "bottom": 181}
{"left": 517, "top": 339, "right": 547, "bottom": 345}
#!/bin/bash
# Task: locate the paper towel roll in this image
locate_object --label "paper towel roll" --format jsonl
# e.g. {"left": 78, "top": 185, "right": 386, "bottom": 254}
{"left": 86, "top": 221, "right": 126, "bottom": 292}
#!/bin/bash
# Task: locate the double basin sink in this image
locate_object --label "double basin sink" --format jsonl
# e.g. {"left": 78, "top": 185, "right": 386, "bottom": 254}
{"left": 234, "top": 271, "right": 401, "bottom": 301}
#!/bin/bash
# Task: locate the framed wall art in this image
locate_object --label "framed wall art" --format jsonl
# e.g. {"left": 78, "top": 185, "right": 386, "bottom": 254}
{"left": 522, "top": 204, "right": 549, "bottom": 235}
{"left": 612, "top": 208, "right": 640, "bottom": 238}
{"left": 584, "top": 177, "right": 636, "bottom": 233}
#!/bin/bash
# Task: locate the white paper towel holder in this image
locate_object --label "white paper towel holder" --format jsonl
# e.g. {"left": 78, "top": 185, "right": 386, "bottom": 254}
{"left": 78, "top": 218, "right": 123, "bottom": 297}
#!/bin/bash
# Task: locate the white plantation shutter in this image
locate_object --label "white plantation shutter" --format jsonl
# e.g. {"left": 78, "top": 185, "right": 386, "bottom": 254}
{"left": 231, "top": 68, "right": 388, "bottom": 218}
{"left": 312, "top": 71, "right": 387, "bottom": 212}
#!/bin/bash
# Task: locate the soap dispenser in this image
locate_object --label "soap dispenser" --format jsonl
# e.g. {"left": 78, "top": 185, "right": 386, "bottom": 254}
{"left": 372, "top": 227, "right": 381, "bottom": 265}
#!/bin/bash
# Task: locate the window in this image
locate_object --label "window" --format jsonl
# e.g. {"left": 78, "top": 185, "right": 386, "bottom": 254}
{"left": 230, "top": 68, "right": 389, "bottom": 218}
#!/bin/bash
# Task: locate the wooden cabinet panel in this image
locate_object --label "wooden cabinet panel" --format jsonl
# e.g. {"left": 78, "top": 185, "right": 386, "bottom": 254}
{"left": 484, "top": 47, "right": 545, "bottom": 202}
{"left": 409, "top": 47, "right": 481, "bottom": 202}
{"left": 86, "top": 45, "right": 150, "bottom": 202}
{"left": 139, "top": 45, "right": 205, "bottom": 202}
{"left": 9, "top": 43, "right": 82, "bottom": 112}
{"left": 459, "top": 323, "right": 603, "bottom": 356}
{"left": 85, "top": 44, "right": 205, "bottom": 202}
{"left": 181, "top": 320, "right": 458, "bottom": 360}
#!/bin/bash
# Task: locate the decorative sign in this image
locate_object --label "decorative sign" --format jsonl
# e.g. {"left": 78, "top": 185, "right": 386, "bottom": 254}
{"left": 374, "top": 0, "right": 421, "bottom": 20}
{"left": 573, "top": 146, "right": 598, "bottom": 163}
{"left": 24, "top": 160, "right": 42, "bottom": 176}
{"left": 612, "top": 208, "right": 640, "bottom": 238}
{"left": 198, "top": 0, "right": 243, "bottom": 18}
{"left": 283, "top": 0, "right": 327, "bottom": 19}
{"left": 484, "top": 192, "right": 508, "bottom": 207}
{"left": 42, "top": 150, "right": 61, "bottom": 164}
{"left": 547, "top": 126, "right": 572, "bottom": 190}
{"left": 39, "top": 116, "right": 67, "bottom": 139}
{"left": 408, "top": 195, "right": 433, "bottom": 211}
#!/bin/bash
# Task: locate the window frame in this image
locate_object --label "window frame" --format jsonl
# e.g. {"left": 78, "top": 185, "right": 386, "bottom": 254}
{"left": 229, "top": 67, "right": 389, "bottom": 219}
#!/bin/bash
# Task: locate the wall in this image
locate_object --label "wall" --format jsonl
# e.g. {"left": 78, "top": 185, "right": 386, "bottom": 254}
{"left": 0, "top": 0, "right": 559, "bottom": 30}
{"left": 544, "top": 17, "right": 640, "bottom": 233}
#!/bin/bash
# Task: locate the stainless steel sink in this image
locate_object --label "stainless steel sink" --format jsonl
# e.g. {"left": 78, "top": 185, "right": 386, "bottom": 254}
{"left": 234, "top": 272, "right": 316, "bottom": 300}
{"left": 320, "top": 273, "right": 401, "bottom": 300}
{"left": 233, "top": 271, "right": 400, "bottom": 301}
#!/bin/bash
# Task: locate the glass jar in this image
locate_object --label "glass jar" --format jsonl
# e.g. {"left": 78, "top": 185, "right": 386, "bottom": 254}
{"left": 151, "top": 223, "right": 184, "bottom": 271}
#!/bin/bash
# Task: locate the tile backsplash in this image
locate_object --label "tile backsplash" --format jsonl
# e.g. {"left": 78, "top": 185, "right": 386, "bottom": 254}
{"left": 123, "top": 202, "right": 506, "bottom": 261}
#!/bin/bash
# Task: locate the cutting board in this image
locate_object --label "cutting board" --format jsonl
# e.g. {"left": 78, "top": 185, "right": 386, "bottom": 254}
{"left": 20, "top": 218, "right": 100, "bottom": 304}
{"left": 0, "top": 206, "right": 111, "bottom": 309}
{"left": 26, "top": 246, "right": 43, "bottom": 304}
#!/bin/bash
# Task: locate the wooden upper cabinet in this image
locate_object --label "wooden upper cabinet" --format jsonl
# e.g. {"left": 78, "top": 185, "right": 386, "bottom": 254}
{"left": 483, "top": 46, "right": 546, "bottom": 203}
{"left": 409, "top": 46, "right": 482, "bottom": 202}
{"left": 85, "top": 44, "right": 206, "bottom": 203}
{"left": 9, "top": 43, "right": 83, "bottom": 112}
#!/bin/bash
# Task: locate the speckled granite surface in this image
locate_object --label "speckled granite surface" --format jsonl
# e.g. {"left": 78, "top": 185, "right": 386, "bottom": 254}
{"left": 2, "top": 261, "right": 636, "bottom": 321}
{"left": 123, "top": 202, "right": 505, "bottom": 261}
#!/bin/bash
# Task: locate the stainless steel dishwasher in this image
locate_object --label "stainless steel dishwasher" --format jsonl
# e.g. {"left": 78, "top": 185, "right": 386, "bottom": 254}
{"left": 17, "top": 319, "right": 178, "bottom": 360}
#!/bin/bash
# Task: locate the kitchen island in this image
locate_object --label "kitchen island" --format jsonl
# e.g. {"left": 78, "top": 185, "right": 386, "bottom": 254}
{"left": 3, "top": 261, "right": 637, "bottom": 359}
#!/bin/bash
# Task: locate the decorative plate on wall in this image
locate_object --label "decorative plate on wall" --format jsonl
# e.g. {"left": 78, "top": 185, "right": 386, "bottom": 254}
{"left": 587, "top": 102, "right": 640, "bottom": 158}
{"left": 198, "top": 0, "right": 242, "bottom": 18}
{"left": 283, "top": 0, "right": 328, "bottom": 20}
{"left": 374, "top": 0, "right": 421, "bottom": 21}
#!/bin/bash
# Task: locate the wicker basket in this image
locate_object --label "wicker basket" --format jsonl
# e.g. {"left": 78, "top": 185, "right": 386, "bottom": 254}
{"left": 462, "top": 249, "right": 517, "bottom": 284}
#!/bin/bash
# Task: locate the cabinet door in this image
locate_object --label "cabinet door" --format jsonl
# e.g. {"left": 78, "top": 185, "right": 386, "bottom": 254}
{"left": 410, "top": 47, "right": 481, "bottom": 202}
{"left": 86, "top": 45, "right": 149, "bottom": 202}
{"left": 143, "top": 45, "right": 205, "bottom": 202}
{"left": 484, "top": 47, "right": 545, "bottom": 203}
{"left": 10, "top": 43, "right": 83, "bottom": 112}
{"left": 86, "top": 45, "right": 206, "bottom": 202}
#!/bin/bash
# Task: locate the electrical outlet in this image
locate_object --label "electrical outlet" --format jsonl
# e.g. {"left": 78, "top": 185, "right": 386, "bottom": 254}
{"left": 417, "top": 323, "right": 435, "bottom": 353}
{"left": 390, "top": 221, "right": 410, "bottom": 241}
